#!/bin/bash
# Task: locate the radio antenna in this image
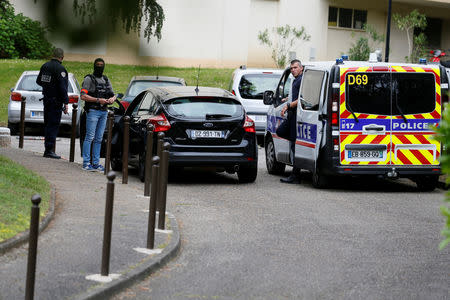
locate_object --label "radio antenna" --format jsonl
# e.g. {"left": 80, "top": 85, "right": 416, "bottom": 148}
{"left": 156, "top": 65, "right": 159, "bottom": 80}
{"left": 195, "top": 65, "right": 200, "bottom": 95}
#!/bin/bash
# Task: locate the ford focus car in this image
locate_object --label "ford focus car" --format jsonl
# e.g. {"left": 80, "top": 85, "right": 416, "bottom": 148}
{"left": 109, "top": 86, "right": 258, "bottom": 183}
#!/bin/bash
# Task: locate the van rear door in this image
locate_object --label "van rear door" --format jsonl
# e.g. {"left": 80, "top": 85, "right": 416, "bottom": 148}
{"left": 340, "top": 68, "right": 392, "bottom": 166}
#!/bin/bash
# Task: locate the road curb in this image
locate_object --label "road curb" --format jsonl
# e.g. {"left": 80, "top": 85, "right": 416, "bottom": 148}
{"left": 74, "top": 213, "right": 181, "bottom": 300}
{"left": 0, "top": 187, "right": 56, "bottom": 255}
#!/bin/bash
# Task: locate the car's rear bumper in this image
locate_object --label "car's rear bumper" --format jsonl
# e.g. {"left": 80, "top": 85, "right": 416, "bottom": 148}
{"left": 8, "top": 103, "right": 80, "bottom": 125}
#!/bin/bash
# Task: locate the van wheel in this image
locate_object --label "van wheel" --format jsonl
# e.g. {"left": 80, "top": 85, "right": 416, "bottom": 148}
{"left": 265, "top": 138, "right": 285, "bottom": 175}
{"left": 415, "top": 175, "right": 438, "bottom": 192}
{"left": 312, "top": 166, "right": 329, "bottom": 189}
{"left": 238, "top": 164, "right": 258, "bottom": 183}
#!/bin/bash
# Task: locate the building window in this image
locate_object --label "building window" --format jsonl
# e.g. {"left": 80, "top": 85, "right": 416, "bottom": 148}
{"left": 328, "top": 6, "right": 367, "bottom": 30}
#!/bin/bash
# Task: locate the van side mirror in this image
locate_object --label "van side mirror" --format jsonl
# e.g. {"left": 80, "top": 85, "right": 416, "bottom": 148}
{"left": 263, "top": 91, "right": 274, "bottom": 105}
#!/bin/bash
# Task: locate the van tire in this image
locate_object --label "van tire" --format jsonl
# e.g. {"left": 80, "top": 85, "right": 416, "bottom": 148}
{"left": 265, "top": 138, "right": 285, "bottom": 175}
{"left": 415, "top": 175, "right": 438, "bottom": 192}
{"left": 312, "top": 166, "right": 329, "bottom": 189}
{"left": 238, "top": 164, "right": 258, "bottom": 183}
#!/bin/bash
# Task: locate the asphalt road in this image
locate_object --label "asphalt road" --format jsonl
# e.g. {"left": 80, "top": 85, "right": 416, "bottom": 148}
{"left": 9, "top": 136, "right": 450, "bottom": 299}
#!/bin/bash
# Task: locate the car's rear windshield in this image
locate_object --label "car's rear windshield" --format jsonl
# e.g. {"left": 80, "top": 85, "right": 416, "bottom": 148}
{"left": 17, "top": 75, "right": 74, "bottom": 93}
{"left": 127, "top": 80, "right": 183, "bottom": 97}
{"left": 164, "top": 97, "right": 243, "bottom": 119}
{"left": 238, "top": 74, "right": 280, "bottom": 100}
{"left": 345, "top": 72, "right": 436, "bottom": 115}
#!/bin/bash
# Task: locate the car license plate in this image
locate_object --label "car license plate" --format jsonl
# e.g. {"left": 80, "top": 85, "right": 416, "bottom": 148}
{"left": 348, "top": 150, "right": 383, "bottom": 159}
{"left": 249, "top": 115, "right": 266, "bottom": 122}
{"left": 191, "top": 130, "right": 224, "bottom": 139}
{"left": 31, "top": 111, "right": 43, "bottom": 118}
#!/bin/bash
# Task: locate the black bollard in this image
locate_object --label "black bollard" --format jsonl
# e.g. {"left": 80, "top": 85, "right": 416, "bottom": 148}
{"left": 144, "top": 124, "right": 154, "bottom": 196}
{"left": 104, "top": 111, "right": 114, "bottom": 175}
{"left": 156, "top": 132, "right": 165, "bottom": 210}
{"left": 122, "top": 116, "right": 130, "bottom": 184}
{"left": 147, "top": 156, "right": 160, "bottom": 249}
{"left": 69, "top": 103, "right": 78, "bottom": 162}
{"left": 101, "top": 172, "right": 116, "bottom": 276}
{"left": 19, "top": 96, "right": 26, "bottom": 149}
{"left": 25, "top": 194, "right": 41, "bottom": 300}
{"left": 158, "top": 142, "right": 171, "bottom": 230}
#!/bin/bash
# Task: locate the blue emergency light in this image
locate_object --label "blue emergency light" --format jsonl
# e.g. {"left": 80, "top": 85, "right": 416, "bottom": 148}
{"left": 419, "top": 58, "right": 427, "bottom": 64}
{"left": 336, "top": 58, "right": 344, "bottom": 65}
{"left": 341, "top": 55, "right": 349, "bottom": 61}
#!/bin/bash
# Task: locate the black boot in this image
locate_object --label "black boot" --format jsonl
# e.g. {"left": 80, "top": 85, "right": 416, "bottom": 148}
{"left": 43, "top": 151, "right": 61, "bottom": 159}
{"left": 280, "top": 172, "right": 300, "bottom": 184}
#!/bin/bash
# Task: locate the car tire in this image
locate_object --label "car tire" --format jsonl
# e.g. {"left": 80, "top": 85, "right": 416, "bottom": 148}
{"left": 237, "top": 164, "right": 257, "bottom": 183}
{"left": 312, "top": 165, "right": 329, "bottom": 189}
{"left": 415, "top": 175, "right": 438, "bottom": 192}
{"left": 265, "top": 137, "right": 285, "bottom": 175}
{"left": 7, "top": 121, "right": 18, "bottom": 135}
{"left": 110, "top": 157, "right": 123, "bottom": 171}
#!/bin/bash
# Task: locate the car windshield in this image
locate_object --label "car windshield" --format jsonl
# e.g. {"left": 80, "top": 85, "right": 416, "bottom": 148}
{"left": 164, "top": 97, "right": 243, "bottom": 119}
{"left": 238, "top": 74, "right": 280, "bottom": 99}
{"left": 346, "top": 72, "right": 435, "bottom": 115}
{"left": 126, "top": 80, "right": 183, "bottom": 97}
{"left": 17, "top": 74, "right": 74, "bottom": 93}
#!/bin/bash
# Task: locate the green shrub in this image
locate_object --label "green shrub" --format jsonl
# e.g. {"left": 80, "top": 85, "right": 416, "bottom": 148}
{"left": 0, "top": 2, "right": 53, "bottom": 59}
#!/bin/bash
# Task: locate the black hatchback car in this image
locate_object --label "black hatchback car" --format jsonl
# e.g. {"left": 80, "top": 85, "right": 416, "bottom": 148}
{"left": 108, "top": 86, "right": 258, "bottom": 183}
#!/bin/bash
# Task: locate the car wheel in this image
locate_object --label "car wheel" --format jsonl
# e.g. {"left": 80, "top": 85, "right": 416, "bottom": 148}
{"left": 312, "top": 165, "right": 329, "bottom": 189}
{"left": 415, "top": 175, "right": 438, "bottom": 192}
{"left": 237, "top": 164, "right": 257, "bottom": 183}
{"left": 7, "top": 121, "right": 18, "bottom": 135}
{"left": 265, "top": 137, "right": 285, "bottom": 175}
{"left": 110, "top": 157, "right": 122, "bottom": 171}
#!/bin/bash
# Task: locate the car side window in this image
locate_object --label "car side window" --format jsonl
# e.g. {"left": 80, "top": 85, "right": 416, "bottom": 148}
{"left": 274, "top": 69, "right": 292, "bottom": 108}
{"left": 299, "top": 70, "right": 325, "bottom": 111}
{"left": 137, "top": 92, "right": 156, "bottom": 116}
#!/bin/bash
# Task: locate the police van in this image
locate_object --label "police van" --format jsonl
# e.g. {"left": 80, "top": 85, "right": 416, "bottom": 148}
{"left": 263, "top": 59, "right": 449, "bottom": 190}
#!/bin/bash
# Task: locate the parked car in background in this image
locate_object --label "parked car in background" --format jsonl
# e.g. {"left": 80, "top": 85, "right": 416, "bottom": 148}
{"left": 105, "top": 86, "right": 258, "bottom": 183}
{"left": 229, "top": 66, "right": 284, "bottom": 144}
{"left": 8, "top": 71, "right": 81, "bottom": 135}
{"left": 120, "top": 76, "right": 186, "bottom": 109}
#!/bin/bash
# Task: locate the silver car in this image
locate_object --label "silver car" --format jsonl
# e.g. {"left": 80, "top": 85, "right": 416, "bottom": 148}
{"left": 8, "top": 71, "right": 81, "bottom": 135}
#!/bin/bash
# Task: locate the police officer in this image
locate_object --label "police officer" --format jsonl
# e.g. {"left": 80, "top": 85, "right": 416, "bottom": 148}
{"left": 279, "top": 59, "right": 303, "bottom": 183}
{"left": 80, "top": 58, "right": 116, "bottom": 171}
{"left": 36, "top": 48, "right": 69, "bottom": 159}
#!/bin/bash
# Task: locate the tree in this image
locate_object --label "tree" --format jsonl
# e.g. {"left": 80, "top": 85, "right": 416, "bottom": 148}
{"left": 258, "top": 24, "right": 310, "bottom": 68}
{"left": 393, "top": 9, "right": 427, "bottom": 63}
{"left": 348, "top": 24, "right": 385, "bottom": 61}
{"left": 33, "top": 0, "right": 165, "bottom": 45}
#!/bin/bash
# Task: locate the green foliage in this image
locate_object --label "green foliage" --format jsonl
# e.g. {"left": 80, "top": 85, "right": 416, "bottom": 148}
{"left": 393, "top": 9, "right": 427, "bottom": 63}
{"left": 35, "top": 0, "right": 164, "bottom": 45}
{"left": 409, "top": 33, "right": 428, "bottom": 63}
{"left": 258, "top": 24, "right": 310, "bottom": 68}
{"left": 435, "top": 103, "right": 450, "bottom": 249}
{"left": 0, "top": 2, "right": 53, "bottom": 59}
{"left": 348, "top": 24, "right": 384, "bottom": 61}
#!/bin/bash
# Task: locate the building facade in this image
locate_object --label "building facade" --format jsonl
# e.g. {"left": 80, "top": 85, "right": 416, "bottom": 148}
{"left": 11, "top": 0, "right": 450, "bottom": 67}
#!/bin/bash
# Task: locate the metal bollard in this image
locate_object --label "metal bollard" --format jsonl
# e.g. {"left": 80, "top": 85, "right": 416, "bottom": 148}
{"left": 144, "top": 124, "right": 154, "bottom": 196}
{"left": 69, "top": 103, "right": 78, "bottom": 162}
{"left": 19, "top": 96, "right": 26, "bottom": 149}
{"left": 147, "top": 156, "right": 160, "bottom": 249}
{"left": 101, "top": 171, "right": 116, "bottom": 276}
{"left": 104, "top": 111, "right": 114, "bottom": 175}
{"left": 158, "top": 142, "right": 171, "bottom": 230}
{"left": 156, "top": 132, "right": 165, "bottom": 210}
{"left": 25, "top": 194, "right": 41, "bottom": 300}
{"left": 122, "top": 116, "right": 130, "bottom": 184}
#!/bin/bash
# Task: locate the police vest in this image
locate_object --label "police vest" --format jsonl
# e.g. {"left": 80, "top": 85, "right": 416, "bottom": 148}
{"left": 84, "top": 74, "right": 112, "bottom": 111}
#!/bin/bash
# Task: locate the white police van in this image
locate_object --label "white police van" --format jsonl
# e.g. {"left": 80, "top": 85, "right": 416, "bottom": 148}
{"left": 263, "top": 59, "right": 449, "bottom": 190}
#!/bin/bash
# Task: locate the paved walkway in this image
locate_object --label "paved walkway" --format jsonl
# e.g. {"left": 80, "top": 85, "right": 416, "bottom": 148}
{"left": 0, "top": 144, "right": 179, "bottom": 299}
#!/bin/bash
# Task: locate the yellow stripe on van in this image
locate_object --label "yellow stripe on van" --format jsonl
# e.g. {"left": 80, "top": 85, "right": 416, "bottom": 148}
{"left": 412, "top": 67, "right": 426, "bottom": 72}
{"left": 392, "top": 66, "right": 406, "bottom": 72}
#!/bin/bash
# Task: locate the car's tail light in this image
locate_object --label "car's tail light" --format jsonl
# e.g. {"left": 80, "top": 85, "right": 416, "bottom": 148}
{"left": 231, "top": 90, "right": 236, "bottom": 96}
{"left": 121, "top": 101, "right": 130, "bottom": 110}
{"left": 147, "top": 113, "right": 171, "bottom": 132}
{"left": 11, "top": 92, "right": 22, "bottom": 101}
{"left": 243, "top": 115, "right": 255, "bottom": 133}
{"left": 68, "top": 95, "right": 79, "bottom": 104}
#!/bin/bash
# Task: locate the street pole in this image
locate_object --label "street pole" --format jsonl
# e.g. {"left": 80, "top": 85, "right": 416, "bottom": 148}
{"left": 385, "top": 0, "right": 392, "bottom": 62}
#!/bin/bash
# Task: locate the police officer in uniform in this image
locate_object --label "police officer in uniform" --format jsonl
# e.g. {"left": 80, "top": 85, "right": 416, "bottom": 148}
{"left": 80, "top": 58, "right": 116, "bottom": 171}
{"left": 36, "top": 48, "right": 69, "bottom": 159}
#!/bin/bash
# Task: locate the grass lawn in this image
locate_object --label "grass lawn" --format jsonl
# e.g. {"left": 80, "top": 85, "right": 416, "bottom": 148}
{"left": 0, "top": 155, "right": 50, "bottom": 242}
{"left": 0, "top": 59, "right": 234, "bottom": 126}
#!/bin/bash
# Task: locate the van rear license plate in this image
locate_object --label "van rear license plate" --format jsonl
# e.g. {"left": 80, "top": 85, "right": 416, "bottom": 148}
{"left": 31, "top": 111, "right": 43, "bottom": 118}
{"left": 191, "top": 130, "right": 223, "bottom": 139}
{"left": 348, "top": 150, "right": 383, "bottom": 159}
